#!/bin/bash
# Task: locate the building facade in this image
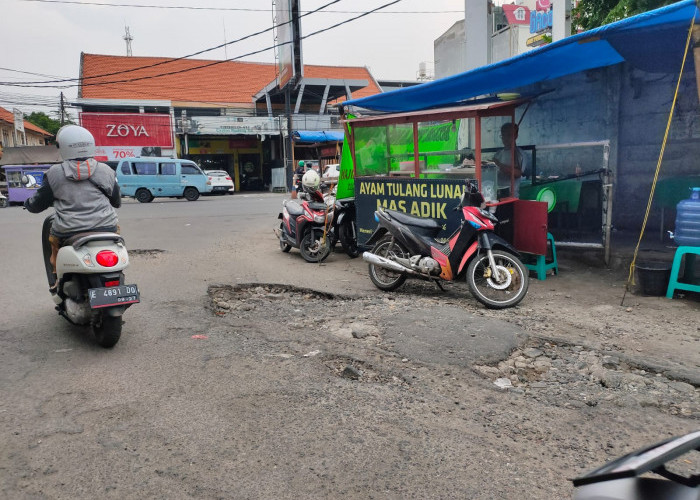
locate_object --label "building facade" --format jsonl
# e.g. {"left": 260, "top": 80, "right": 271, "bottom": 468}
{"left": 0, "top": 107, "right": 52, "bottom": 151}
{"left": 75, "top": 53, "right": 382, "bottom": 191}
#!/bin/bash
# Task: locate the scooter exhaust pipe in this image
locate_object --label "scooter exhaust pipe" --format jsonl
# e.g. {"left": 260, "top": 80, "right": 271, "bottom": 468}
{"left": 362, "top": 252, "right": 422, "bottom": 276}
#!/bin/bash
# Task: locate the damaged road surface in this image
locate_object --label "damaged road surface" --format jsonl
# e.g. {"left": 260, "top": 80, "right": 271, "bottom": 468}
{"left": 1, "top": 195, "right": 697, "bottom": 500}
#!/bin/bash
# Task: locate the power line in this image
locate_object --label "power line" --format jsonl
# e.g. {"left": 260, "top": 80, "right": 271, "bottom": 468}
{"left": 1, "top": 0, "right": 342, "bottom": 87}
{"left": 18, "top": 0, "right": 460, "bottom": 14}
{"left": 2, "top": 0, "right": 403, "bottom": 90}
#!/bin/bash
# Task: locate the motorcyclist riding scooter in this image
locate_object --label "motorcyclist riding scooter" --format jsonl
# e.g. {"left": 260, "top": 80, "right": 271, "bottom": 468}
{"left": 23, "top": 125, "right": 139, "bottom": 347}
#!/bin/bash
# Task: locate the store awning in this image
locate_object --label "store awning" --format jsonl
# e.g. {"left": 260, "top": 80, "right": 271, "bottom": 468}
{"left": 0, "top": 146, "right": 62, "bottom": 166}
{"left": 343, "top": 0, "right": 700, "bottom": 113}
{"left": 293, "top": 130, "right": 344, "bottom": 143}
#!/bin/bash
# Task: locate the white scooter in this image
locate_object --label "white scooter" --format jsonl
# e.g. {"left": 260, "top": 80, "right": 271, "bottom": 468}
{"left": 24, "top": 175, "right": 139, "bottom": 348}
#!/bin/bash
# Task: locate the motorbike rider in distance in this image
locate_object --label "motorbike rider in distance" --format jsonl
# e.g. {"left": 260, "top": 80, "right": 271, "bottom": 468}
{"left": 299, "top": 169, "right": 325, "bottom": 203}
{"left": 291, "top": 160, "right": 306, "bottom": 199}
{"left": 24, "top": 125, "right": 121, "bottom": 292}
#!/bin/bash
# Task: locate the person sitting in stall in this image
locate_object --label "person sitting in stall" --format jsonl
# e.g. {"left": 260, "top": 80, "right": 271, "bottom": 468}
{"left": 493, "top": 122, "right": 528, "bottom": 198}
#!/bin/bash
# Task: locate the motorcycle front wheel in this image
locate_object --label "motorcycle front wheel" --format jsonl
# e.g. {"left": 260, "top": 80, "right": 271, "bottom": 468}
{"left": 368, "top": 235, "right": 408, "bottom": 291}
{"left": 466, "top": 250, "right": 529, "bottom": 309}
{"left": 93, "top": 314, "right": 122, "bottom": 348}
{"left": 300, "top": 227, "right": 331, "bottom": 263}
{"left": 279, "top": 223, "right": 291, "bottom": 252}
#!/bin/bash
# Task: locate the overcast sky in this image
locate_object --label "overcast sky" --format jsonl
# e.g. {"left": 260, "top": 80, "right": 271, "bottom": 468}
{"left": 1, "top": 0, "right": 469, "bottom": 119}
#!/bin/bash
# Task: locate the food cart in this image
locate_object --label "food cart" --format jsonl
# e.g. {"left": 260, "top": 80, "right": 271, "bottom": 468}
{"left": 1, "top": 165, "right": 52, "bottom": 205}
{"left": 338, "top": 98, "right": 549, "bottom": 257}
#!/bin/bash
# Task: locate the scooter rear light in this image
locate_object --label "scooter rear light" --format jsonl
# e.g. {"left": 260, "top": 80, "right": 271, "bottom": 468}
{"left": 96, "top": 250, "right": 119, "bottom": 267}
{"left": 104, "top": 280, "right": 120, "bottom": 287}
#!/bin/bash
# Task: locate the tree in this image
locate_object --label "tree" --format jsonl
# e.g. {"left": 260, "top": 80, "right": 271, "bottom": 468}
{"left": 572, "top": 0, "right": 675, "bottom": 32}
{"left": 24, "top": 111, "right": 73, "bottom": 137}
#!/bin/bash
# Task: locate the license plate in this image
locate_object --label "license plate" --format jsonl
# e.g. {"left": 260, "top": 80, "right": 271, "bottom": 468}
{"left": 88, "top": 284, "right": 140, "bottom": 309}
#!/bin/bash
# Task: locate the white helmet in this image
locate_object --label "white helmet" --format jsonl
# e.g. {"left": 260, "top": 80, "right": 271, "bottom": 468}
{"left": 56, "top": 125, "right": 96, "bottom": 161}
{"left": 301, "top": 169, "right": 320, "bottom": 192}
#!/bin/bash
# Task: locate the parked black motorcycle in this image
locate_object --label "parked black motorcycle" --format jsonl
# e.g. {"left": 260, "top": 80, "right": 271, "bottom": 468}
{"left": 333, "top": 197, "right": 359, "bottom": 258}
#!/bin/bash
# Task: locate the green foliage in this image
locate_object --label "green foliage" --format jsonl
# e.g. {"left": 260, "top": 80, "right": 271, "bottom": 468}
{"left": 572, "top": 0, "right": 674, "bottom": 32}
{"left": 24, "top": 111, "right": 74, "bottom": 137}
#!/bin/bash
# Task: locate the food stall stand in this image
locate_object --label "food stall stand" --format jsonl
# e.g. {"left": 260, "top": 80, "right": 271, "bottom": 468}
{"left": 1, "top": 165, "right": 52, "bottom": 205}
{"left": 338, "top": 98, "right": 549, "bottom": 257}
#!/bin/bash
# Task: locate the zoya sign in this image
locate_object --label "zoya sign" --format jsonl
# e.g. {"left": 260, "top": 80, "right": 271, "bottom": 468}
{"left": 105, "top": 123, "right": 150, "bottom": 138}
{"left": 79, "top": 112, "right": 173, "bottom": 148}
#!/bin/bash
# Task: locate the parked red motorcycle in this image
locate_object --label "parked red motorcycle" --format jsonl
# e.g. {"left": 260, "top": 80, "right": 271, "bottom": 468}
{"left": 362, "top": 180, "right": 529, "bottom": 309}
{"left": 275, "top": 171, "right": 334, "bottom": 263}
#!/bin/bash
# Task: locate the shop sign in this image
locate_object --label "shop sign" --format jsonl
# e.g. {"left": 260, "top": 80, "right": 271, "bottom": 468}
{"left": 502, "top": 5, "right": 530, "bottom": 25}
{"left": 189, "top": 116, "right": 280, "bottom": 136}
{"left": 526, "top": 32, "right": 551, "bottom": 47}
{"left": 80, "top": 113, "right": 173, "bottom": 148}
{"left": 94, "top": 145, "right": 170, "bottom": 162}
{"left": 354, "top": 177, "right": 466, "bottom": 247}
{"left": 530, "top": 8, "right": 553, "bottom": 33}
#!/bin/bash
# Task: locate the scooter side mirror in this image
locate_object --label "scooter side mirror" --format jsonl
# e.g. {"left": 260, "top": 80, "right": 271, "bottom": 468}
{"left": 21, "top": 174, "right": 38, "bottom": 188}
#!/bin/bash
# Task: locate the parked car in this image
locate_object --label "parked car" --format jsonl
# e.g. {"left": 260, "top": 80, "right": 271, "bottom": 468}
{"left": 204, "top": 170, "right": 235, "bottom": 195}
{"left": 116, "top": 157, "right": 212, "bottom": 202}
{"left": 322, "top": 163, "right": 340, "bottom": 181}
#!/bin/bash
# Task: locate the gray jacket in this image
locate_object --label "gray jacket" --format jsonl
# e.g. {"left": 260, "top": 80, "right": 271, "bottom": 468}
{"left": 24, "top": 159, "right": 120, "bottom": 237}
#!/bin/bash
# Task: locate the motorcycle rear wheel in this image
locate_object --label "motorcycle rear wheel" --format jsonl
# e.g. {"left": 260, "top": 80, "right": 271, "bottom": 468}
{"left": 93, "top": 315, "right": 122, "bottom": 348}
{"left": 339, "top": 217, "right": 360, "bottom": 258}
{"left": 466, "top": 250, "right": 529, "bottom": 309}
{"left": 368, "top": 235, "right": 408, "bottom": 291}
{"left": 300, "top": 227, "right": 331, "bottom": 263}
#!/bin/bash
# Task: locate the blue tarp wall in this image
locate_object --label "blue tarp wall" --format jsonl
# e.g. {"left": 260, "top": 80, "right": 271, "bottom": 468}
{"left": 344, "top": 0, "right": 700, "bottom": 236}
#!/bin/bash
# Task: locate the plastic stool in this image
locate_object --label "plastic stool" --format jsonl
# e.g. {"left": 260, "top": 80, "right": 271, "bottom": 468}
{"left": 524, "top": 233, "right": 559, "bottom": 281}
{"left": 666, "top": 246, "right": 700, "bottom": 298}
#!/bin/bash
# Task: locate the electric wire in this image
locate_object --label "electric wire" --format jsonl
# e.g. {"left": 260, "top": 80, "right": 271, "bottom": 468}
{"left": 1, "top": 0, "right": 402, "bottom": 90}
{"left": 1, "top": 0, "right": 342, "bottom": 86}
{"left": 18, "top": 0, "right": 460, "bottom": 14}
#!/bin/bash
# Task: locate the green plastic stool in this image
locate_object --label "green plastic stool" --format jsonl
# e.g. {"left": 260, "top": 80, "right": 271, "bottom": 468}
{"left": 666, "top": 246, "right": 700, "bottom": 298}
{"left": 524, "top": 233, "right": 558, "bottom": 281}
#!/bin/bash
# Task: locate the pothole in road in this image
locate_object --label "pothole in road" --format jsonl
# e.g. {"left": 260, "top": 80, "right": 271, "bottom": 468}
{"left": 129, "top": 249, "right": 166, "bottom": 257}
{"left": 474, "top": 340, "right": 699, "bottom": 418}
{"left": 208, "top": 283, "right": 344, "bottom": 315}
{"left": 324, "top": 355, "right": 408, "bottom": 386}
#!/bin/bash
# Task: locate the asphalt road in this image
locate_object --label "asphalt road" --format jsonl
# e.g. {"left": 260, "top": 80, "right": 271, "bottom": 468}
{"left": 0, "top": 194, "right": 527, "bottom": 499}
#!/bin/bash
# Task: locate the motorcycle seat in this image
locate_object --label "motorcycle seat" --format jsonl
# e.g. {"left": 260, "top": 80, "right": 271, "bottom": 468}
{"left": 62, "top": 232, "right": 124, "bottom": 250}
{"left": 385, "top": 209, "right": 441, "bottom": 231}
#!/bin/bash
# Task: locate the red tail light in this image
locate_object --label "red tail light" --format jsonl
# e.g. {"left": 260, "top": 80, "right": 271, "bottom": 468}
{"left": 226, "top": 176, "right": 232, "bottom": 180}
{"left": 104, "top": 280, "right": 120, "bottom": 287}
{"left": 96, "top": 250, "right": 119, "bottom": 267}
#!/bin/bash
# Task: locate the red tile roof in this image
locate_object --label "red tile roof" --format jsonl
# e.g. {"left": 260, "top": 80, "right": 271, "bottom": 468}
{"left": 80, "top": 53, "right": 381, "bottom": 106}
{"left": 0, "top": 107, "right": 53, "bottom": 136}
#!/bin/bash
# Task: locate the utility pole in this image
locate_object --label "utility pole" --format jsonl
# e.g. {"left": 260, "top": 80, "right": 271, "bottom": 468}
{"left": 60, "top": 92, "right": 65, "bottom": 126}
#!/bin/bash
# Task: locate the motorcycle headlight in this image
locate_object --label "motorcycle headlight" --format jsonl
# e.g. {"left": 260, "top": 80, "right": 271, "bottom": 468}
{"left": 313, "top": 214, "right": 326, "bottom": 224}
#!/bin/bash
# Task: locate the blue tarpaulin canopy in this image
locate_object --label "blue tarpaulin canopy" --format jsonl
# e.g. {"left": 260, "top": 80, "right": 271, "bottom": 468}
{"left": 293, "top": 130, "right": 344, "bottom": 142}
{"left": 344, "top": 0, "right": 700, "bottom": 113}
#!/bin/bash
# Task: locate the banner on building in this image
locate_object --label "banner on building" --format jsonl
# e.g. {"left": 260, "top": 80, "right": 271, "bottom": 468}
{"left": 188, "top": 116, "right": 280, "bottom": 136}
{"left": 13, "top": 108, "right": 24, "bottom": 134}
{"left": 79, "top": 113, "right": 174, "bottom": 148}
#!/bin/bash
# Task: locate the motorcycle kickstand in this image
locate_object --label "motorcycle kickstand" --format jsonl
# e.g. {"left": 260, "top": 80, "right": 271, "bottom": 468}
{"left": 433, "top": 280, "right": 446, "bottom": 292}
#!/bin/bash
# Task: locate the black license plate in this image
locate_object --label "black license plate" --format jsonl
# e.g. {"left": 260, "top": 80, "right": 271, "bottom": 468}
{"left": 88, "top": 284, "right": 140, "bottom": 309}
